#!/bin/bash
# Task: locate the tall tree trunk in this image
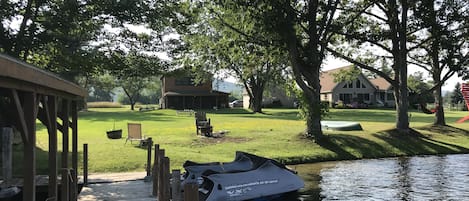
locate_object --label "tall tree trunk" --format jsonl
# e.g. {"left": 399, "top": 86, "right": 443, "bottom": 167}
{"left": 429, "top": 0, "right": 446, "bottom": 126}
{"left": 304, "top": 90, "right": 323, "bottom": 140}
{"left": 289, "top": 52, "right": 324, "bottom": 140}
{"left": 433, "top": 86, "right": 446, "bottom": 125}
{"left": 395, "top": 0, "right": 410, "bottom": 132}
{"left": 249, "top": 86, "right": 264, "bottom": 113}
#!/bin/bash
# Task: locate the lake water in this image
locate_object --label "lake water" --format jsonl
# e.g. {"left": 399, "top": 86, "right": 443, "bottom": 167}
{"left": 288, "top": 154, "right": 469, "bottom": 200}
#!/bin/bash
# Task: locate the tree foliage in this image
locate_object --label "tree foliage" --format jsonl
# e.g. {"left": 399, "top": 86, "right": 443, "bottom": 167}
{"left": 328, "top": 0, "right": 415, "bottom": 132}
{"left": 173, "top": 1, "right": 289, "bottom": 113}
{"left": 451, "top": 83, "right": 464, "bottom": 105}
{"left": 0, "top": 0, "right": 169, "bottom": 84}
{"left": 408, "top": 0, "right": 469, "bottom": 125}
{"left": 408, "top": 72, "right": 433, "bottom": 108}
{"left": 181, "top": 0, "right": 344, "bottom": 140}
{"left": 105, "top": 51, "right": 166, "bottom": 110}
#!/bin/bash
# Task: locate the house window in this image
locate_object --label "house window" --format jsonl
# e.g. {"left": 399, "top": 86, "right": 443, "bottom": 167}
{"left": 339, "top": 93, "right": 352, "bottom": 104}
{"left": 357, "top": 93, "right": 370, "bottom": 102}
{"left": 324, "top": 94, "right": 328, "bottom": 100}
{"left": 343, "top": 82, "right": 353, "bottom": 88}
{"left": 386, "top": 92, "right": 394, "bottom": 100}
{"left": 362, "top": 83, "right": 366, "bottom": 88}
{"left": 356, "top": 80, "right": 361, "bottom": 88}
{"left": 378, "top": 92, "right": 385, "bottom": 101}
{"left": 175, "top": 77, "right": 194, "bottom": 86}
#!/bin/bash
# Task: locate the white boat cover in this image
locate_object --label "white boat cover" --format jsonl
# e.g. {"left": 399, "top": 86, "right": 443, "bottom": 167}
{"left": 199, "top": 160, "right": 304, "bottom": 201}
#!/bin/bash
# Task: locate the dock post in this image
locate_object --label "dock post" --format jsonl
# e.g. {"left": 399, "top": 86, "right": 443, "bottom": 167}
{"left": 145, "top": 137, "right": 153, "bottom": 182}
{"left": 184, "top": 183, "right": 199, "bottom": 201}
{"left": 152, "top": 144, "right": 160, "bottom": 196}
{"left": 83, "top": 144, "right": 88, "bottom": 186}
{"left": 157, "top": 149, "right": 165, "bottom": 200}
{"left": 2, "top": 127, "right": 13, "bottom": 184}
{"left": 163, "top": 157, "right": 170, "bottom": 200}
{"left": 171, "top": 169, "right": 182, "bottom": 201}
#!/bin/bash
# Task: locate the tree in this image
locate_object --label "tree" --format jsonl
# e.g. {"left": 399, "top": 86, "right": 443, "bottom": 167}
{"left": 107, "top": 51, "right": 166, "bottom": 110}
{"left": 0, "top": 0, "right": 166, "bottom": 85}
{"left": 409, "top": 0, "right": 469, "bottom": 125}
{"left": 407, "top": 72, "right": 433, "bottom": 109}
{"left": 173, "top": 2, "right": 289, "bottom": 113}
{"left": 451, "top": 83, "right": 464, "bottom": 105}
{"left": 190, "top": 0, "right": 344, "bottom": 140}
{"left": 327, "top": 0, "right": 413, "bottom": 133}
{"left": 86, "top": 74, "right": 117, "bottom": 102}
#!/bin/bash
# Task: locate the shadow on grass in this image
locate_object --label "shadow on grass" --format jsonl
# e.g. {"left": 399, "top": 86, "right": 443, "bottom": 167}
{"left": 415, "top": 124, "right": 469, "bottom": 136}
{"left": 373, "top": 128, "right": 469, "bottom": 155}
{"left": 317, "top": 134, "right": 388, "bottom": 159}
{"left": 209, "top": 108, "right": 254, "bottom": 115}
{"left": 79, "top": 110, "right": 174, "bottom": 122}
{"left": 208, "top": 108, "right": 303, "bottom": 121}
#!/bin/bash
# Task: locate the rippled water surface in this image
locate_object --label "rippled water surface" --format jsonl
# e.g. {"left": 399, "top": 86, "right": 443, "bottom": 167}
{"left": 289, "top": 154, "right": 469, "bottom": 200}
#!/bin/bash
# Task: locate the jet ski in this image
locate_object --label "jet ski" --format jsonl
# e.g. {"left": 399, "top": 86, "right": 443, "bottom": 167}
{"left": 182, "top": 151, "right": 304, "bottom": 201}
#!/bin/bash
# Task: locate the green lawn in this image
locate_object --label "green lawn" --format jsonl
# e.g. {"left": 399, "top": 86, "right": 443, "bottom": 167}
{"left": 17, "top": 107, "right": 469, "bottom": 174}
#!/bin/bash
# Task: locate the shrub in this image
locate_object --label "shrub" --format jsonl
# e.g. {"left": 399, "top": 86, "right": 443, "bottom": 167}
{"left": 87, "top": 102, "right": 123, "bottom": 108}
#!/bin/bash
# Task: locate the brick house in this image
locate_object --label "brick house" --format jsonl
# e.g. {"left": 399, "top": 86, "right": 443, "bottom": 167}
{"left": 320, "top": 66, "right": 395, "bottom": 107}
{"left": 160, "top": 70, "right": 230, "bottom": 109}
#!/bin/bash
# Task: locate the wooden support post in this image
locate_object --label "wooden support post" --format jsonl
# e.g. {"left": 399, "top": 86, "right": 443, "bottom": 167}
{"left": 152, "top": 144, "right": 159, "bottom": 196}
{"left": 146, "top": 137, "right": 153, "bottom": 178}
{"left": 46, "top": 96, "right": 58, "bottom": 201}
{"left": 163, "top": 157, "right": 170, "bottom": 200}
{"left": 61, "top": 168, "right": 69, "bottom": 201}
{"left": 157, "top": 149, "right": 165, "bottom": 201}
{"left": 2, "top": 127, "right": 13, "bottom": 184}
{"left": 184, "top": 183, "right": 199, "bottom": 201}
{"left": 23, "top": 91, "right": 37, "bottom": 201}
{"left": 83, "top": 144, "right": 88, "bottom": 186}
{"left": 171, "top": 170, "right": 182, "bottom": 201}
{"left": 61, "top": 99, "right": 70, "bottom": 201}
{"left": 71, "top": 101, "right": 78, "bottom": 201}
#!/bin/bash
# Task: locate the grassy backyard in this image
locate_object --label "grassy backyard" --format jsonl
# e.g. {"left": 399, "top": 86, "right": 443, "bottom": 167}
{"left": 13, "top": 107, "right": 469, "bottom": 174}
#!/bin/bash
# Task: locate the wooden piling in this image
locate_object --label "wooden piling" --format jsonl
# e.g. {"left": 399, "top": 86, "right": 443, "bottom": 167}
{"left": 157, "top": 149, "right": 166, "bottom": 200}
{"left": 163, "top": 157, "right": 170, "bottom": 200}
{"left": 61, "top": 168, "right": 70, "bottom": 201}
{"left": 152, "top": 144, "right": 160, "bottom": 196}
{"left": 146, "top": 137, "right": 153, "bottom": 177}
{"left": 83, "top": 144, "right": 88, "bottom": 186}
{"left": 171, "top": 170, "right": 182, "bottom": 201}
{"left": 2, "top": 127, "right": 13, "bottom": 184}
{"left": 184, "top": 183, "right": 199, "bottom": 201}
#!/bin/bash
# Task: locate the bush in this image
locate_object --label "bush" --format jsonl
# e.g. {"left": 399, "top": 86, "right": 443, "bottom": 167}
{"left": 87, "top": 102, "right": 123, "bottom": 108}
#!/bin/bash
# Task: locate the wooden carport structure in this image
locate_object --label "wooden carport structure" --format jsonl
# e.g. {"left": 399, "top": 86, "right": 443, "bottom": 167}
{"left": 0, "top": 54, "right": 87, "bottom": 201}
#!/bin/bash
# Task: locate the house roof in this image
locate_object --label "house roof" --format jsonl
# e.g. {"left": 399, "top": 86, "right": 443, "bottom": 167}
{"left": 369, "top": 77, "right": 392, "bottom": 90}
{"left": 320, "top": 65, "right": 354, "bottom": 93}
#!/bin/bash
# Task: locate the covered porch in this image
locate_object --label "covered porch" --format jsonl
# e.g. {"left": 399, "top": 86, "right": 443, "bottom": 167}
{"left": 162, "top": 90, "right": 229, "bottom": 110}
{"left": 0, "top": 54, "right": 87, "bottom": 201}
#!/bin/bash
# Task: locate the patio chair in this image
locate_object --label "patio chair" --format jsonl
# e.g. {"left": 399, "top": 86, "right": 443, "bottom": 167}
{"left": 195, "top": 112, "right": 212, "bottom": 136}
{"left": 126, "top": 123, "right": 146, "bottom": 145}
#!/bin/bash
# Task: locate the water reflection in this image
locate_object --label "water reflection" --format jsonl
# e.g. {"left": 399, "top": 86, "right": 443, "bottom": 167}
{"left": 291, "top": 154, "right": 469, "bottom": 201}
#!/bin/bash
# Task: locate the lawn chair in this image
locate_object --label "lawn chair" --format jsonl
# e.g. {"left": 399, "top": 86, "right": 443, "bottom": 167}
{"left": 126, "top": 123, "right": 146, "bottom": 146}
{"left": 195, "top": 112, "right": 212, "bottom": 136}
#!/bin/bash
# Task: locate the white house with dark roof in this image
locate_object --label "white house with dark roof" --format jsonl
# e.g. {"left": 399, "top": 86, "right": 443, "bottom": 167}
{"left": 320, "top": 66, "right": 395, "bottom": 107}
